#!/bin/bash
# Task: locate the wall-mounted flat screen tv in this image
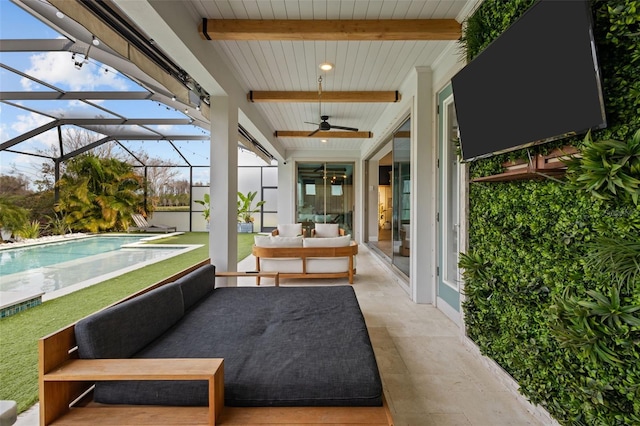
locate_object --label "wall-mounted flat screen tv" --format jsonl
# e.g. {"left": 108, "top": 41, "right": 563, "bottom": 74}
{"left": 451, "top": 0, "right": 607, "bottom": 162}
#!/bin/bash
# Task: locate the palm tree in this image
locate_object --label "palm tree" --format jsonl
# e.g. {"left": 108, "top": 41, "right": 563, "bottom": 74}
{"left": 56, "top": 155, "right": 145, "bottom": 232}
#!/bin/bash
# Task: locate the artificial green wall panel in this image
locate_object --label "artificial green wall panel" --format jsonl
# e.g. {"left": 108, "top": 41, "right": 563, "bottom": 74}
{"left": 461, "top": 1, "right": 640, "bottom": 424}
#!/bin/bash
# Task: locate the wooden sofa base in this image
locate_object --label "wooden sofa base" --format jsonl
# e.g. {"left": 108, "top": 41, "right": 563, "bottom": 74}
{"left": 39, "top": 260, "right": 392, "bottom": 426}
{"left": 252, "top": 242, "right": 358, "bottom": 284}
{"left": 47, "top": 402, "right": 392, "bottom": 425}
{"left": 42, "top": 358, "right": 391, "bottom": 425}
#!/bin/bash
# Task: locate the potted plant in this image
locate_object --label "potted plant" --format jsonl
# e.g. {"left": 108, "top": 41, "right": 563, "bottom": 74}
{"left": 237, "top": 191, "right": 265, "bottom": 233}
{"left": 0, "top": 197, "right": 29, "bottom": 242}
{"left": 194, "top": 193, "right": 210, "bottom": 230}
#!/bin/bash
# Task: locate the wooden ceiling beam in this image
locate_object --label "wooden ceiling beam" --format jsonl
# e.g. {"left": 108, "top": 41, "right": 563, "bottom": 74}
{"left": 274, "top": 131, "right": 372, "bottom": 139}
{"left": 199, "top": 19, "right": 461, "bottom": 41}
{"left": 248, "top": 91, "right": 400, "bottom": 103}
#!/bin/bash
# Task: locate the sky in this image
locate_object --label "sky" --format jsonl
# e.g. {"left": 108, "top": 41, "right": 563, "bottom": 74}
{"left": 0, "top": 0, "right": 270, "bottom": 187}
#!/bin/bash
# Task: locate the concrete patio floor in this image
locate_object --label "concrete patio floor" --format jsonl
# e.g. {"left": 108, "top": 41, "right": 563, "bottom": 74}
{"left": 17, "top": 244, "right": 556, "bottom": 425}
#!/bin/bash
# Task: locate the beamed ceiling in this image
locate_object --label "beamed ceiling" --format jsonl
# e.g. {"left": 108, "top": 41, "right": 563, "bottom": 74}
{"left": 7, "top": 1, "right": 478, "bottom": 159}
{"left": 186, "top": 0, "right": 470, "bottom": 154}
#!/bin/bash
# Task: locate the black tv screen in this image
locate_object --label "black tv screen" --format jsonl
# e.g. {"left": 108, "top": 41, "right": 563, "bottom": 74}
{"left": 452, "top": 0, "right": 606, "bottom": 162}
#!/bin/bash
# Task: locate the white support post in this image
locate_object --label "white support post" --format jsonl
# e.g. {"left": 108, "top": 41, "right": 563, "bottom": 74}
{"left": 412, "top": 66, "right": 437, "bottom": 304}
{"left": 210, "top": 96, "right": 238, "bottom": 285}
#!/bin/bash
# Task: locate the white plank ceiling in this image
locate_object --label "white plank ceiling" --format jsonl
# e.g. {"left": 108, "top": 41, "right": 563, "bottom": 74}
{"left": 184, "top": 1, "right": 471, "bottom": 152}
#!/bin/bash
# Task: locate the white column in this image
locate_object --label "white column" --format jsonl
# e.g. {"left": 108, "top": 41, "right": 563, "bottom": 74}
{"left": 210, "top": 95, "right": 238, "bottom": 284}
{"left": 412, "top": 66, "right": 437, "bottom": 304}
{"left": 277, "top": 161, "right": 294, "bottom": 223}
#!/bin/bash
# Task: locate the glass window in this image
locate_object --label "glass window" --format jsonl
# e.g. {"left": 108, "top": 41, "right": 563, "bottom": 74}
{"left": 296, "top": 162, "right": 354, "bottom": 236}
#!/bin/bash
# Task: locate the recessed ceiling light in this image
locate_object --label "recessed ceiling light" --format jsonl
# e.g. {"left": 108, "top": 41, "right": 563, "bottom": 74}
{"left": 321, "top": 139, "right": 328, "bottom": 143}
{"left": 92, "top": 36, "right": 100, "bottom": 46}
{"left": 319, "top": 63, "right": 333, "bottom": 71}
{"left": 56, "top": 11, "right": 64, "bottom": 19}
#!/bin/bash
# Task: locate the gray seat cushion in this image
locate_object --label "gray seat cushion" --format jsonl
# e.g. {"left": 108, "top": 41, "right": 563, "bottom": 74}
{"left": 75, "top": 282, "right": 184, "bottom": 359}
{"left": 93, "top": 286, "right": 383, "bottom": 407}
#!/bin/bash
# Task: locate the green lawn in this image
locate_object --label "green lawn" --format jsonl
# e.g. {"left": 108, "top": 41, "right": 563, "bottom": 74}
{"left": 0, "top": 232, "right": 256, "bottom": 414}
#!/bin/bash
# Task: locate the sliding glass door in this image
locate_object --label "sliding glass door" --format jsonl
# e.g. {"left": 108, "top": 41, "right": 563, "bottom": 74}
{"left": 392, "top": 118, "right": 411, "bottom": 276}
{"left": 296, "top": 162, "right": 354, "bottom": 236}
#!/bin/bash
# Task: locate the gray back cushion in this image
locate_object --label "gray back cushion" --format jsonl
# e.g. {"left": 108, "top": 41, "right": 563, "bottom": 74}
{"left": 175, "top": 264, "right": 216, "bottom": 310}
{"left": 75, "top": 283, "right": 184, "bottom": 359}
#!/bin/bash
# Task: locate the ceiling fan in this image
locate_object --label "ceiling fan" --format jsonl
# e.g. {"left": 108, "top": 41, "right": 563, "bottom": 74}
{"left": 305, "top": 76, "right": 359, "bottom": 137}
{"left": 305, "top": 115, "right": 359, "bottom": 136}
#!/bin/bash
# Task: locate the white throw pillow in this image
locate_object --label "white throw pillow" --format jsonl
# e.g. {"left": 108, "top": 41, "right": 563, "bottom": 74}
{"left": 254, "top": 235, "right": 303, "bottom": 247}
{"left": 303, "top": 235, "right": 351, "bottom": 247}
{"left": 313, "top": 223, "right": 340, "bottom": 238}
{"left": 277, "top": 223, "right": 302, "bottom": 237}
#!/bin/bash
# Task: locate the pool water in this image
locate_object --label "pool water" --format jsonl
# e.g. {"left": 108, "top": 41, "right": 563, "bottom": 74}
{"left": 0, "top": 235, "right": 199, "bottom": 299}
{"left": 1, "top": 235, "right": 151, "bottom": 275}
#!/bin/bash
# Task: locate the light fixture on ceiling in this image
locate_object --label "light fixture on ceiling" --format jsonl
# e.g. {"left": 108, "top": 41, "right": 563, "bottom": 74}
{"left": 321, "top": 139, "right": 328, "bottom": 143}
{"left": 171, "top": 95, "right": 176, "bottom": 101}
{"left": 55, "top": 11, "right": 64, "bottom": 19}
{"left": 319, "top": 62, "right": 333, "bottom": 71}
{"left": 73, "top": 50, "right": 90, "bottom": 69}
{"left": 73, "top": 37, "right": 98, "bottom": 70}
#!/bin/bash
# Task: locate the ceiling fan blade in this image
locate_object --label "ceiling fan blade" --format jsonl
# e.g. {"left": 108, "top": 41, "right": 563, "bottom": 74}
{"left": 308, "top": 128, "right": 320, "bottom": 137}
{"left": 331, "top": 125, "right": 359, "bottom": 132}
{"left": 304, "top": 121, "right": 320, "bottom": 126}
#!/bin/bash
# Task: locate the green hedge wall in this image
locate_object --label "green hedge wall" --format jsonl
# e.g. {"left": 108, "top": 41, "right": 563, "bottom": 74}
{"left": 461, "top": 1, "right": 640, "bottom": 424}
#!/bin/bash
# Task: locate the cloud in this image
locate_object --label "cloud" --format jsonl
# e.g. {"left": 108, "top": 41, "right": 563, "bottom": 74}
{"left": 11, "top": 112, "right": 59, "bottom": 148}
{"left": 0, "top": 104, "right": 54, "bottom": 154}
{"left": 20, "top": 52, "right": 130, "bottom": 92}
{"left": 3, "top": 151, "right": 46, "bottom": 172}
{"left": 0, "top": 122, "right": 7, "bottom": 143}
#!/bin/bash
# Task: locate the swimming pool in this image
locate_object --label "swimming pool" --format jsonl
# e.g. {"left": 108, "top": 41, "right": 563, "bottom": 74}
{"left": 0, "top": 235, "right": 200, "bottom": 300}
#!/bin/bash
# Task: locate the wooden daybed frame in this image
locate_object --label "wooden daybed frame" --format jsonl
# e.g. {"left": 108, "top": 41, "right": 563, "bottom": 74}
{"left": 38, "top": 260, "right": 392, "bottom": 425}
{"left": 252, "top": 241, "right": 358, "bottom": 284}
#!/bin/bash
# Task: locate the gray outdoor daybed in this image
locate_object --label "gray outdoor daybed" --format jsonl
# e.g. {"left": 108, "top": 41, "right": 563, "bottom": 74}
{"left": 39, "top": 260, "right": 393, "bottom": 425}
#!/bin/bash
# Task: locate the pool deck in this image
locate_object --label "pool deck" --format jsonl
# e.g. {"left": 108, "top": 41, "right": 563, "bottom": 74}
{"left": 0, "top": 291, "right": 45, "bottom": 318}
{"left": 0, "top": 233, "right": 90, "bottom": 250}
{"left": 0, "top": 291, "right": 44, "bottom": 308}
{"left": 0, "top": 232, "right": 183, "bottom": 250}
